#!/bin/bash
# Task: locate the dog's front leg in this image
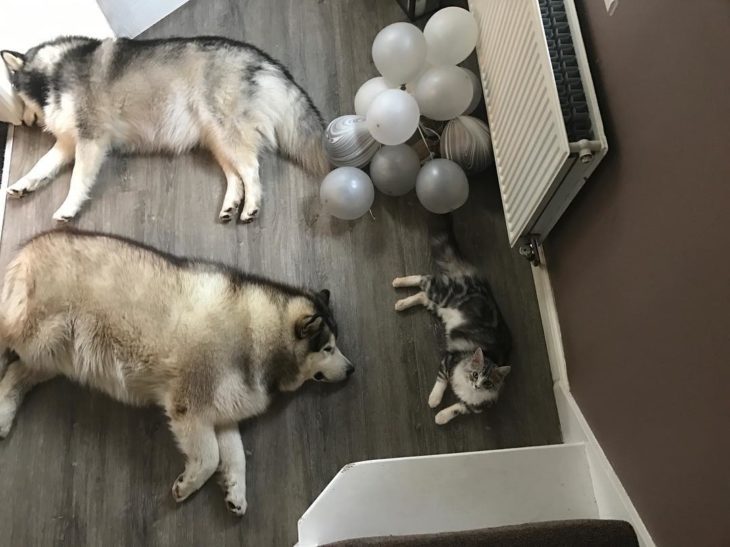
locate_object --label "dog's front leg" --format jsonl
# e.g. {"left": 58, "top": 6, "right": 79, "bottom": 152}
{"left": 53, "top": 139, "right": 108, "bottom": 222}
{"left": 7, "top": 138, "right": 75, "bottom": 198}
{"left": 168, "top": 413, "right": 219, "bottom": 503}
{"left": 216, "top": 424, "right": 247, "bottom": 516}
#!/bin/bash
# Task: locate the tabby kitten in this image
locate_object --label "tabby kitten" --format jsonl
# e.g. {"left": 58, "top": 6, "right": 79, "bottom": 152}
{"left": 393, "top": 231, "right": 512, "bottom": 425}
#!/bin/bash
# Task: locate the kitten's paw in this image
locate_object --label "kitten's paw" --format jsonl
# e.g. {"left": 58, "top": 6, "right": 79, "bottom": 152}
{"left": 435, "top": 408, "right": 455, "bottom": 425}
{"left": 394, "top": 299, "right": 408, "bottom": 312}
{"left": 428, "top": 393, "right": 442, "bottom": 409}
{"left": 392, "top": 277, "right": 403, "bottom": 288}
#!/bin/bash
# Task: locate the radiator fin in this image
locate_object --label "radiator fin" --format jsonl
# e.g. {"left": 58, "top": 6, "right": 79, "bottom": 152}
{"left": 469, "top": 0, "right": 569, "bottom": 246}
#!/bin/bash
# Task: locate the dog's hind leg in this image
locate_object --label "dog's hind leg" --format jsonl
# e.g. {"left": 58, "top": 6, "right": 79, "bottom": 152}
{"left": 7, "top": 138, "right": 75, "bottom": 198}
{"left": 208, "top": 127, "right": 262, "bottom": 223}
{"left": 53, "top": 139, "right": 108, "bottom": 222}
{"left": 168, "top": 412, "right": 219, "bottom": 502}
{"left": 233, "top": 144, "right": 262, "bottom": 224}
{"left": 216, "top": 424, "right": 247, "bottom": 516}
{"left": 0, "top": 360, "right": 56, "bottom": 438}
{"left": 209, "top": 142, "right": 244, "bottom": 223}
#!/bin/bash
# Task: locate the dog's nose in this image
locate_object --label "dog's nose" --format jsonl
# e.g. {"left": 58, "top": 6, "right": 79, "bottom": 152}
{"left": 345, "top": 364, "right": 355, "bottom": 377}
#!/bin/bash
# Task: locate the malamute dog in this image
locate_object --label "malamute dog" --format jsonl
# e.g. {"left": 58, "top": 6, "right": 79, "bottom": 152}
{"left": 0, "top": 229, "right": 353, "bottom": 515}
{"left": 1, "top": 36, "right": 329, "bottom": 222}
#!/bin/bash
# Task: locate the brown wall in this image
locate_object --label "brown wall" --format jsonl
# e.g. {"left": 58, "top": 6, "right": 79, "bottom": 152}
{"left": 545, "top": 2, "right": 730, "bottom": 547}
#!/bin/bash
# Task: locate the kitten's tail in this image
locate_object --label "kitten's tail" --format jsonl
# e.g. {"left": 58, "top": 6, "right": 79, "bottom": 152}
{"left": 430, "top": 215, "right": 475, "bottom": 276}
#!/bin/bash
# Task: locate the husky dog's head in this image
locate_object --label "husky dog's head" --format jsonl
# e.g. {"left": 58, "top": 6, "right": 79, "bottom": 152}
{"left": 280, "top": 289, "right": 354, "bottom": 391}
{"left": 459, "top": 348, "right": 510, "bottom": 399}
{"left": 1, "top": 37, "right": 97, "bottom": 126}
{"left": 1, "top": 48, "right": 48, "bottom": 126}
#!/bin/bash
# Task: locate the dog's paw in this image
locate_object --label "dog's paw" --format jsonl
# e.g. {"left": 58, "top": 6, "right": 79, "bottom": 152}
{"left": 219, "top": 203, "right": 240, "bottom": 223}
{"left": 172, "top": 472, "right": 198, "bottom": 502}
{"left": 0, "top": 399, "right": 16, "bottom": 439}
{"left": 52, "top": 205, "right": 78, "bottom": 223}
{"left": 7, "top": 180, "right": 33, "bottom": 198}
{"left": 239, "top": 206, "right": 259, "bottom": 224}
{"left": 224, "top": 483, "right": 247, "bottom": 516}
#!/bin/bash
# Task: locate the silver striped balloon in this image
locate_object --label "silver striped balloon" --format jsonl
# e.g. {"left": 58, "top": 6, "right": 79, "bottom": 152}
{"left": 324, "top": 115, "right": 381, "bottom": 168}
{"left": 440, "top": 116, "right": 493, "bottom": 174}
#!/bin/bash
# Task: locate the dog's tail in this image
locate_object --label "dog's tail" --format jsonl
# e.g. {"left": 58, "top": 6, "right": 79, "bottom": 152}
{"left": 430, "top": 215, "right": 475, "bottom": 277}
{"left": 261, "top": 72, "right": 330, "bottom": 178}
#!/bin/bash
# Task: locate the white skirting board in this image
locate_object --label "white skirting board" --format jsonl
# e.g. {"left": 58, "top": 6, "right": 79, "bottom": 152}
{"left": 0, "top": 124, "right": 13, "bottom": 241}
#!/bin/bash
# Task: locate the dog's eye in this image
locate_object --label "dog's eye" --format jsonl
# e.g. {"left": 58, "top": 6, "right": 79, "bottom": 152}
{"left": 322, "top": 346, "right": 333, "bottom": 354}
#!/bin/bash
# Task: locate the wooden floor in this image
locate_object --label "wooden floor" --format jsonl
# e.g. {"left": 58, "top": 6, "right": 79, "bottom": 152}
{"left": 0, "top": 1, "right": 560, "bottom": 545}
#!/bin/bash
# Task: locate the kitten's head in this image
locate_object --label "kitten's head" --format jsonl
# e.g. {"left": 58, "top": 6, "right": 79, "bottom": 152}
{"left": 462, "top": 347, "right": 511, "bottom": 396}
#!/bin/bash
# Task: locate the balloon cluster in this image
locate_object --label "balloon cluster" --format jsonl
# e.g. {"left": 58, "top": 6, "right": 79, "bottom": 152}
{"left": 321, "top": 7, "right": 494, "bottom": 220}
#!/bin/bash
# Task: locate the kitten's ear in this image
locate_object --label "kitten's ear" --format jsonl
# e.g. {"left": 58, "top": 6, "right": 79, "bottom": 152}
{"left": 494, "top": 366, "right": 512, "bottom": 379}
{"left": 471, "top": 347, "right": 484, "bottom": 366}
{"left": 1, "top": 50, "right": 25, "bottom": 71}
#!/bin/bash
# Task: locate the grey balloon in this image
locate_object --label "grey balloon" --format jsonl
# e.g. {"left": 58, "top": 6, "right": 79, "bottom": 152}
{"left": 320, "top": 167, "right": 375, "bottom": 220}
{"left": 416, "top": 159, "right": 469, "bottom": 214}
{"left": 369, "top": 144, "right": 421, "bottom": 196}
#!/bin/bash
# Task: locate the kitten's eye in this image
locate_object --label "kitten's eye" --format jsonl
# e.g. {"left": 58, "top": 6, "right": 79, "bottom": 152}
{"left": 471, "top": 371, "right": 479, "bottom": 380}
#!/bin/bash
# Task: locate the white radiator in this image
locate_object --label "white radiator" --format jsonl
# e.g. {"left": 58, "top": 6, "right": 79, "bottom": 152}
{"left": 468, "top": 0, "right": 608, "bottom": 251}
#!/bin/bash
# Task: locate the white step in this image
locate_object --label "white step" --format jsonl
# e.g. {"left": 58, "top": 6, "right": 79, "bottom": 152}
{"left": 297, "top": 442, "right": 597, "bottom": 546}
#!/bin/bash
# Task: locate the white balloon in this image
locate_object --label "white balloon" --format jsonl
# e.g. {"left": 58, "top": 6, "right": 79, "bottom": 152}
{"left": 320, "top": 167, "right": 375, "bottom": 220}
{"left": 370, "top": 144, "right": 421, "bottom": 196}
{"left": 413, "top": 66, "right": 472, "bottom": 121}
{"left": 404, "top": 61, "right": 432, "bottom": 95}
{"left": 354, "top": 77, "right": 393, "bottom": 117}
{"left": 416, "top": 159, "right": 469, "bottom": 214}
{"left": 366, "top": 89, "right": 420, "bottom": 146}
{"left": 461, "top": 68, "right": 482, "bottom": 115}
{"left": 372, "top": 22, "right": 427, "bottom": 84}
{"left": 424, "top": 7, "right": 478, "bottom": 66}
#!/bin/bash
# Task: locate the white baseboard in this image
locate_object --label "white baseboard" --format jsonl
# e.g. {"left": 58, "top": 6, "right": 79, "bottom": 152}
{"left": 0, "top": 123, "right": 13, "bottom": 242}
{"left": 531, "top": 251, "right": 655, "bottom": 547}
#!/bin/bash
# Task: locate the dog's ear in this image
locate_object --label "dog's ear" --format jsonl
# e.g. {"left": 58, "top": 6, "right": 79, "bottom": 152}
{"left": 317, "top": 289, "right": 330, "bottom": 307}
{"left": 1, "top": 50, "right": 25, "bottom": 71}
{"left": 295, "top": 314, "right": 323, "bottom": 339}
